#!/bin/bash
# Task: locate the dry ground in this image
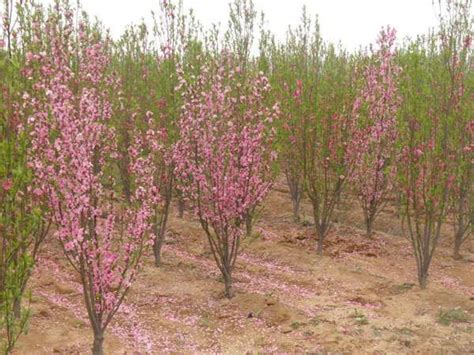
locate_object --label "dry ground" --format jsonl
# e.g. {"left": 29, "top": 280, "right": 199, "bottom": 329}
{"left": 13, "top": 178, "right": 474, "bottom": 354}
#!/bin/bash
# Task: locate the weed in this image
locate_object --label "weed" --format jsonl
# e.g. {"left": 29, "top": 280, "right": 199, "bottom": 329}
{"left": 351, "top": 309, "right": 369, "bottom": 325}
{"left": 437, "top": 308, "right": 469, "bottom": 326}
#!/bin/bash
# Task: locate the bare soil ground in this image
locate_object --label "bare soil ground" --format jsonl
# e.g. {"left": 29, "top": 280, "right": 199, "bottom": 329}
{"left": 14, "top": 178, "right": 474, "bottom": 354}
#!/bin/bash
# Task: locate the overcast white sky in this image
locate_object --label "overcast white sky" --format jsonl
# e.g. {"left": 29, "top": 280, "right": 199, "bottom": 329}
{"left": 38, "top": 0, "right": 445, "bottom": 50}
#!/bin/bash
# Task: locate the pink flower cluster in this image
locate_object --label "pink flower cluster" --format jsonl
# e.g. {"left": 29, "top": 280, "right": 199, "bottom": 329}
{"left": 173, "top": 56, "right": 278, "bottom": 243}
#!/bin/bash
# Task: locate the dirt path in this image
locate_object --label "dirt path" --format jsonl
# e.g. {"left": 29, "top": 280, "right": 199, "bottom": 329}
{"left": 14, "top": 182, "right": 474, "bottom": 354}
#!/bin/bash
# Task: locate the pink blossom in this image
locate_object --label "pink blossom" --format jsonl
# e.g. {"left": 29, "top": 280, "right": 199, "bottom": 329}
{"left": 25, "top": 51, "right": 34, "bottom": 62}
{"left": 1, "top": 178, "right": 13, "bottom": 191}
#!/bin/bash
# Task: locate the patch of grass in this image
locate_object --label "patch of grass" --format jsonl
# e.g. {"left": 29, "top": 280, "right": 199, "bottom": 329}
{"left": 437, "top": 308, "right": 469, "bottom": 326}
{"left": 395, "top": 327, "right": 414, "bottom": 336}
{"left": 393, "top": 282, "right": 415, "bottom": 294}
{"left": 309, "top": 315, "right": 335, "bottom": 327}
{"left": 371, "top": 326, "right": 385, "bottom": 337}
{"left": 241, "top": 231, "right": 261, "bottom": 247}
{"left": 309, "top": 316, "right": 322, "bottom": 326}
{"left": 199, "top": 316, "right": 212, "bottom": 328}
{"left": 290, "top": 321, "right": 302, "bottom": 330}
{"left": 248, "top": 230, "right": 262, "bottom": 242}
{"left": 351, "top": 309, "right": 369, "bottom": 325}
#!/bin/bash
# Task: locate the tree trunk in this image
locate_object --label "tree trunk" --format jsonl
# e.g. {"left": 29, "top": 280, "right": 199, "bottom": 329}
{"left": 453, "top": 199, "right": 466, "bottom": 260}
{"left": 92, "top": 331, "right": 104, "bottom": 355}
{"left": 286, "top": 173, "right": 302, "bottom": 223}
{"left": 366, "top": 220, "right": 373, "bottom": 238}
{"left": 453, "top": 187, "right": 468, "bottom": 259}
{"left": 317, "top": 235, "right": 324, "bottom": 256}
{"left": 292, "top": 197, "right": 301, "bottom": 223}
{"left": 0, "top": 267, "right": 4, "bottom": 304}
{"left": 418, "top": 264, "right": 429, "bottom": 289}
{"left": 223, "top": 271, "right": 234, "bottom": 299}
{"left": 118, "top": 119, "right": 132, "bottom": 204}
{"left": 118, "top": 154, "right": 131, "bottom": 204}
{"left": 313, "top": 208, "right": 326, "bottom": 256}
{"left": 245, "top": 211, "right": 254, "bottom": 238}
{"left": 453, "top": 232, "right": 463, "bottom": 260}
{"left": 13, "top": 297, "right": 21, "bottom": 319}
{"left": 154, "top": 181, "right": 172, "bottom": 267}
{"left": 122, "top": 175, "right": 131, "bottom": 204}
{"left": 315, "top": 218, "right": 327, "bottom": 256}
{"left": 153, "top": 236, "right": 164, "bottom": 267}
{"left": 365, "top": 207, "right": 376, "bottom": 238}
{"left": 177, "top": 197, "right": 185, "bottom": 218}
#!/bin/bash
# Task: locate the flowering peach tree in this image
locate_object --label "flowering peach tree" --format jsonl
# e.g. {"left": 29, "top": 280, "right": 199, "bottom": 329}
{"left": 436, "top": 0, "right": 473, "bottom": 259}
{"left": 270, "top": 8, "right": 322, "bottom": 223}
{"left": 173, "top": 56, "right": 278, "bottom": 298}
{"left": 348, "top": 27, "right": 401, "bottom": 237}
{"left": 27, "top": 8, "right": 159, "bottom": 354}
{"left": 397, "top": 0, "right": 472, "bottom": 288}
{"left": 301, "top": 46, "right": 357, "bottom": 255}
{"left": 1, "top": 2, "right": 50, "bottom": 352}
{"left": 397, "top": 41, "right": 451, "bottom": 289}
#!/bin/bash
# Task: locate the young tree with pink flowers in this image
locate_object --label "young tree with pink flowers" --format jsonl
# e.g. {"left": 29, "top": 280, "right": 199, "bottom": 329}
{"left": 1, "top": 2, "right": 50, "bottom": 352}
{"left": 27, "top": 7, "right": 159, "bottom": 354}
{"left": 301, "top": 45, "right": 358, "bottom": 255}
{"left": 270, "top": 8, "right": 322, "bottom": 223}
{"left": 112, "top": 23, "right": 175, "bottom": 268}
{"left": 111, "top": 0, "right": 203, "bottom": 267}
{"left": 397, "top": 0, "right": 472, "bottom": 288}
{"left": 277, "top": 76, "right": 306, "bottom": 222}
{"left": 173, "top": 55, "right": 278, "bottom": 298}
{"left": 435, "top": 0, "right": 472, "bottom": 259}
{"left": 397, "top": 44, "right": 452, "bottom": 289}
{"left": 348, "top": 27, "right": 401, "bottom": 237}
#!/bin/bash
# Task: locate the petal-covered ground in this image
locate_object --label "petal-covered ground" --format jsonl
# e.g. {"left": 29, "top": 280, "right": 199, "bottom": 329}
{"left": 14, "top": 179, "right": 474, "bottom": 354}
